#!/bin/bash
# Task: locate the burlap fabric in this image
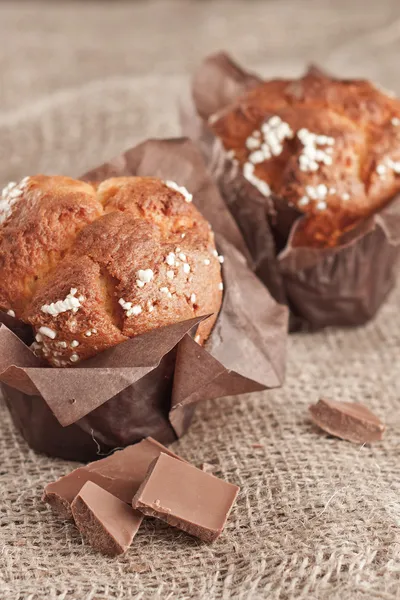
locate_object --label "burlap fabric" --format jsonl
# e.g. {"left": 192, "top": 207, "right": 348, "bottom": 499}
{"left": 1, "top": 1, "right": 400, "bottom": 598}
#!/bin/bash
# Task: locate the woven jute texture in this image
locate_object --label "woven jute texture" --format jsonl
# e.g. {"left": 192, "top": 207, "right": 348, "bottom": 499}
{"left": 1, "top": 1, "right": 400, "bottom": 598}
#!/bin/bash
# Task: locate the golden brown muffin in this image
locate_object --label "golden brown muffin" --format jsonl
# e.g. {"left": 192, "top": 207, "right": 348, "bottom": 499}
{"left": 209, "top": 67, "right": 400, "bottom": 247}
{"left": 0, "top": 175, "right": 223, "bottom": 366}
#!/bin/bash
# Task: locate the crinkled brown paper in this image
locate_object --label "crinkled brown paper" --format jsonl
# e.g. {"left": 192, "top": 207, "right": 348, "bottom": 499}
{"left": 182, "top": 52, "right": 400, "bottom": 330}
{"left": 0, "top": 138, "right": 288, "bottom": 461}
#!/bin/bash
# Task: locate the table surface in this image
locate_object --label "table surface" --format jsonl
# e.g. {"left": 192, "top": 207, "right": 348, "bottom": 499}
{"left": 1, "top": 2, "right": 400, "bottom": 599}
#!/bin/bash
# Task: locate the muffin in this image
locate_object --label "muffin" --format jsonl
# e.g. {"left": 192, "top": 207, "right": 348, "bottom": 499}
{"left": 185, "top": 53, "right": 400, "bottom": 328}
{"left": 0, "top": 138, "right": 288, "bottom": 461}
{"left": 208, "top": 65, "right": 400, "bottom": 248}
{"left": 0, "top": 175, "right": 223, "bottom": 366}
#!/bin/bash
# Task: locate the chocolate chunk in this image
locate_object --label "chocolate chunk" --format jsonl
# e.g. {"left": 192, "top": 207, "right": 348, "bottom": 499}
{"left": 201, "top": 462, "right": 217, "bottom": 473}
{"left": 71, "top": 481, "right": 142, "bottom": 557}
{"left": 309, "top": 398, "right": 386, "bottom": 444}
{"left": 132, "top": 453, "right": 239, "bottom": 542}
{"left": 43, "top": 437, "right": 184, "bottom": 519}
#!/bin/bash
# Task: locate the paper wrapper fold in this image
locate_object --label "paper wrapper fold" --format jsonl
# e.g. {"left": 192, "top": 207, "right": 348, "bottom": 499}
{"left": 182, "top": 52, "right": 400, "bottom": 330}
{"left": 0, "top": 138, "right": 287, "bottom": 461}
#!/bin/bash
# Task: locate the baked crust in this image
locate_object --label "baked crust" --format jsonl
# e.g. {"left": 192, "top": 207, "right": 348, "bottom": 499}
{"left": 209, "top": 67, "right": 400, "bottom": 247}
{"left": 0, "top": 175, "right": 102, "bottom": 314}
{"left": 0, "top": 176, "right": 222, "bottom": 366}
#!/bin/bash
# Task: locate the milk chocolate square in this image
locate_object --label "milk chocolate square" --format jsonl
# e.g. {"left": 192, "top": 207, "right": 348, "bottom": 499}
{"left": 309, "top": 398, "right": 385, "bottom": 443}
{"left": 132, "top": 453, "right": 239, "bottom": 542}
{"left": 72, "top": 481, "right": 142, "bottom": 557}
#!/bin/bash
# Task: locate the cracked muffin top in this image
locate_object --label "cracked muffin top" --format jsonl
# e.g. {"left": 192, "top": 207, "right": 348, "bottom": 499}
{"left": 0, "top": 175, "right": 223, "bottom": 366}
{"left": 208, "top": 66, "right": 400, "bottom": 247}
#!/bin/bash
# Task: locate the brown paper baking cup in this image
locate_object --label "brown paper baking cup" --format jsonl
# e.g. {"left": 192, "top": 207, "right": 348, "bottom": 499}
{"left": 182, "top": 52, "right": 400, "bottom": 330}
{"left": 0, "top": 138, "right": 288, "bottom": 461}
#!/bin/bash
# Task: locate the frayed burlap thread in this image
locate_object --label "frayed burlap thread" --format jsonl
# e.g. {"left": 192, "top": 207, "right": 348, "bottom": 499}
{"left": 1, "top": 1, "right": 400, "bottom": 598}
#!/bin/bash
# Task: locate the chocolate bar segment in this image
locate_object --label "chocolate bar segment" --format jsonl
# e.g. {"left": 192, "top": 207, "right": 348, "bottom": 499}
{"left": 132, "top": 452, "right": 239, "bottom": 542}
{"left": 309, "top": 398, "right": 385, "bottom": 444}
{"left": 71, "top": 481, "right": 142, "bottom": 557}
{"left": 43, "top": 437, "right": 184, "bottom": 519}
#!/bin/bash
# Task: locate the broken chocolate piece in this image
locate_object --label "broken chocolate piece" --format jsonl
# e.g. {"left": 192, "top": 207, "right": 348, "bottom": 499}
{"left": 71, "top": 481, "right": 142, "bottom": 557}
{"left": 132, "top": 453, "right": 239, "bottom": 542}
{"left": 43, "top": 437, "right": 184, "bottom": 519}
{"left": 201, "top": 462, "right": 217, "bottom": 473}
{"left": 309, "top": 398, "right": 385, "bottom": 444}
